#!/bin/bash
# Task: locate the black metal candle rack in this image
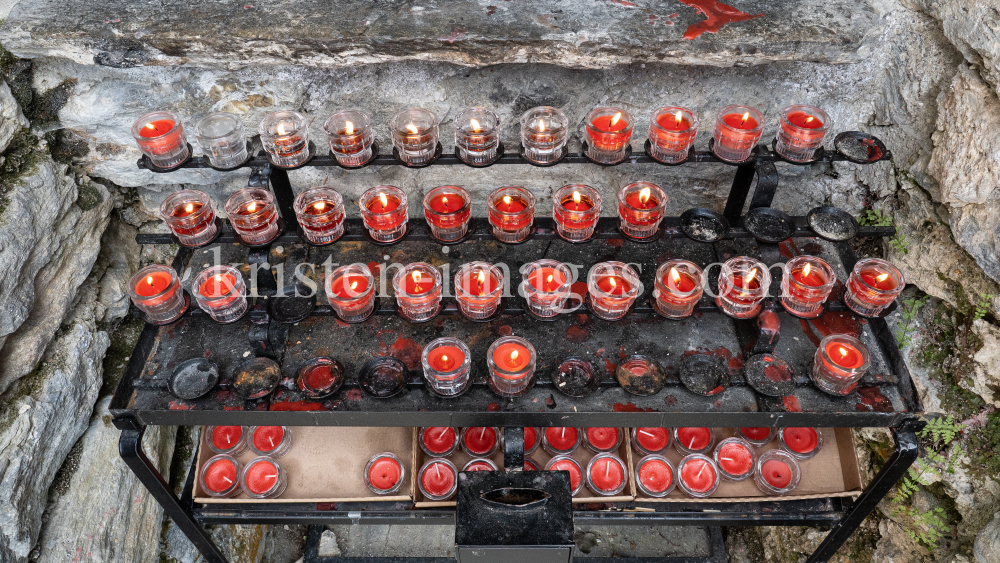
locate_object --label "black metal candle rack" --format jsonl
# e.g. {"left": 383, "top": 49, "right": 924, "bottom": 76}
{"left": 110, "top": 131, "right": 921, "bottom": 563}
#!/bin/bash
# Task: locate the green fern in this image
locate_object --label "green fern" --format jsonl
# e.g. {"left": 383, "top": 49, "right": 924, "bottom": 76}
{"left": 974, "top": 293, "right": 993, "bottom": 321}
{"left": 894, "top": 296, "right": 929, "bottom": 348}
{"left": 858, "top": 209, "right": 909, "bottom": 254}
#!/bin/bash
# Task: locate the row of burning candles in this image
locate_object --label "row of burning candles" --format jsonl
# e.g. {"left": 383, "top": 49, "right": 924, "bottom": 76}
{"left": 133, "top": 103, "right": 829, "bottom": 171}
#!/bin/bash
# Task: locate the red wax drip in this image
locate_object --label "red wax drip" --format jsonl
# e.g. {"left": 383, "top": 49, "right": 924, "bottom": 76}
{"left": 368, "top": 457, "right": 402, "bottom": 491}
{"left": 678, "top": 0, "right": 763, "bottom": 40}
{"left": 252, "top": 426, "right": 284, "bottom": 453}
{"left": 305, "top": 364, "right": 336, "bottom": 391}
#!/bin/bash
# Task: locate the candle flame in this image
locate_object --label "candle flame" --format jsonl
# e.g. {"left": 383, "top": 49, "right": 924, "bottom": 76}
{"left": 675, "top": 110, "right": 683, "bottom": 127}
{"left": 805, "top": 116, "right": 814, "bottom": 124}
{"left": 838, "top": 346, "right": 848, "bottom": 357}
{"left": 441, "top": 354, "right": 448, "bottom": 364}
{"left": 406, "top": 122, "right": 419, "bottom": 135}
{"left": 470, "top": 118, "right": 481, "bottom": 132}
{"left": 412, "top": 271, "right": 421, "bottom": 284}
{"left": 510, "top": 350, "right": 519, "bottom": 363}
{"left": 609, "top": 277, "right": 617, "bottom": 290}
{"left": 147, "top": 275, "right": 154, "bottom": 286}
{"left": 314, "top": 201, "right": 326, "bottom": 211}
{"left": 573, "top": 190, "right": 581, "bottom": 204}
{"left": 802, "top": 263, "right": 811, "bottom": 278}
{"left": 215, "top": 274, "right": 223, "bottom": 283}
{"left": 502, "top": 194, "right": 512, "bottom": 210}
{"left": 247, "top": 201, "right": 257, "bottom": 213}
{"left": 639, "top": 187, "right": 651, "bottom": 205}
{"left": 441, "top": 196, "right": 449, "bottom": 211}
{"left": 746, "top": 268, "right": 758, "bottom": 285}
{"left": 538, "top": 120, "right": 546, "bottom": 133}
{"left": 477, "top": 269, "right": 486, "bottom": 296}
{"left": 350, "top": 280, "right": 358, "bottom": 290}
{"left": 741, "top": 112, "right": 750, "bottom": 126}
{"left": 145, "top": 123, "right": 156, "bottom": 131}
{"left": 185, "top": 203, "right": 194, "bottom": 213}
{"left": 345, "top": 120, "right": 354, "bottom": 135}
{"left": 277, "top": 123, "right": 287, "bottom": 136}
{"left": 546, "top": 274, "right": 554, "bottom": 285}
{"left": 876, "top": 273, "right": 889, "bottom": 283}
{"left": 379, "top": 192, "right": 388, "bottom": 210}
{"left": 670, "top": 267, "right": 680, "bottom": 285}
{"left": 610, "top": 112, "right": 622, "bottom": 126}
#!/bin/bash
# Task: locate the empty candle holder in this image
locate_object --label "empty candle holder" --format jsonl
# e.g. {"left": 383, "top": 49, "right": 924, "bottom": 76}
{"left": 422, "top": 337, "right": 472, "bottom": 397}
{"left": 241, "top": 457, "right": 287, "bottom": 499}
{"left": 586, "top": 453, "right": 628, "bottom": 496}
{"left": 553, "top": 184, "right": 602, "bottom": 242}
{"left": 775, "top": 105, "right": 830, "bottom": 163}
{"left": 779, "top": 427, "right": 824, "bottom": 460}
{"left": 711, "top": 105, "right": 764, "bottom": 163}
{"left": 193, "top": 265, "right": 248, "bottom": 323}
{"left": 617, "top": 181, "right": 668, "bottom": 240}
{"left": 225, "top": 188, "right": 280, "bottom": 246}
{"left": 545, "top": 455, "right": 585, "bottom": 496}
{"left": 487, "top": 186, "right": 535, "bottom": 243}
{"left": 754, "top": 449, "right": 801, "bottom": 495}
{"left": 423, "top": 185, "right": 472, "bottom": 243}
{"left": 393, "top": 262, "right": 443, "bottom": 322}
{"left": 487, "top": 335, "right": 536, "bottom": 397}
{"left": 648, "top": 107, "right": 698, "bottom": 164}
{"left": 844, "top": 258, "right": 905, "bottom": 317}
{"left": 206, "top": 426, "right": 248, "bottom": 455}
{"left": 713, "top": 437, "right": 756, "bottom": 482}
{"left": 635, "top": 454, "right": 676, "bottom": 498}
{"left": 132, "top": 110, "right": 190, "bottom": 170}
{"left": 160, "top": 189, "right": 219, "bottom": 247}
{"left": 585, "top": 107, "right": 633, "bottom": 164}
{"left": 653, "top": 260, "right": 704, "bottom": 319}
{"left": 325, "top": 263, "right": 376, "bottom": 323}
{"left": 781, "top": 255, "right": 836, "bottom": 318}
{"left": 200, "top": 455, "right": 242, "bottom": 498}
{"left": 194, "top": 112, "right": 248, "bottom": 169}
{"left": 520, "top": 260, "right": 572, "bottom": 318}
{"left": 365, "top": 452, "right": 406, "bottom": 495}
{"left": 674, "top": 427, "right": 715, "bottom": 456}
{"left": 296, "top": 356, "right": 345, "bottom": 398}
{"left": 461, "top": 427, "right": 501, "bottom": 457}
{"left": 716, "top": 256, "right": 771, "bottom": 319}
{"left": 249, "top": 426, "right": 293, "bottom": 458}
{"left": 677, "top": 454, "right": 720, "bottom": 498}
{"left": 520, "top": 106, "right": 568, "bottom": 165}
{"left": 391, "top": 108, "right": 440, "bottom": 166}
{"left": 632, "top": 427, "right": 672, "bottom": 456}
{"left": 128, "top": 264, "right": 188, "bottom": 325}
{"left": 418, "top": 458, "right": 458, "bottom": 501}
{"left": 587, "top": 261, "right": 641, "bottom": 320}
{"left": 323, "top": 109, "right": 375, "bottom": 167}
{"left": 293, "top": 187, "right": 345, "bottom": 245}
{"left": 259, "top": 110, "right": 310, "bottom": 168}
{"left": 455, "top": 262, "right": 503, "bottom": 320}
{"left": 455, "top": 107, "right": 501, "bottom": 166}
{"left": 360, "top": 185, "right": 408, "bottom": 243}
{"left": 812, "top": 334, "right": 871, "bottom": 395}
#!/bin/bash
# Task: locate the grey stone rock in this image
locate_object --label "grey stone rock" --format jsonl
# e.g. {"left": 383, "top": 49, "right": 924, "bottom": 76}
{"left": 94, "top": 217, "right": 141, "bottom": 323}
{"left": 0, "top": 79, "right": 29, "bottom": 154}
{"left": 916, "top": 0, "right": 1000, "bottom": 95}
{"left": 326, "top": 525, "right": 455, "bottom": 558}
{"left": 975, "top": 512, "right": 1000, "bottom": 563}
{"left": 970, "top": 320, "right": 1000, "bottom": 407}
{"left": 318, "top": 529, "right": 340, "bottom": 558}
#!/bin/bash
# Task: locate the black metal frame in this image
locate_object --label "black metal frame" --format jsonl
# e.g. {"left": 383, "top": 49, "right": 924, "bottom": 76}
{"left": 112, "top": 139, "right": 921, "bottom": 563}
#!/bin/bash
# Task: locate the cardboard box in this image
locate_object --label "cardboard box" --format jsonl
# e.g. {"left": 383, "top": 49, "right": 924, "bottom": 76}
{"left": 525, "top": 428, "right": 637, "bottom": 504}
{"left": 412, "top": 427, "right": 508, "bottom": 508}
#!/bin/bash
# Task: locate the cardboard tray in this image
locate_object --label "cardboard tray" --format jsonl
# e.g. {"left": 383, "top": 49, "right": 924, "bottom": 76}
{"left": 412, "top": 428, "right": 509, "bottom": 508}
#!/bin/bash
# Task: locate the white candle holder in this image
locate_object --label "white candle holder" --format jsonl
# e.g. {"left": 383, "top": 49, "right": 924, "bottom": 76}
{"left": 520, "top": 260, "right": 572, "bottom": 318}
{"left": 132, "top": 110, "right": 190, "bottom": 169}
{"left": 193, "top": 265, "right": 248, "bottom": 323}
{"left": 423, "top": 185, "right": 472, "bottom": 242}
{"left": 812, "top": 334, "right": 871, "bottom": 395}
{"left": 391, "top": 108, "right": 439, "bottom": 166}
{"left": 325, "top": 264, "right": 376, "bottom": 323}
{"left": 552, "top": 184, "right": 601, "bottom": 242}
{"left": 422, "top": 337, "right": 472, "bottom": 397}
{"left": 711, "top": 105, "right": 764, "bottom": 163}
{"left": 520, "top": 106, "right": 568, "bottom": 164}
{"left": 844, "top": 258, "right": 905, "bottom": 317}
{"left": 128, "top": 265, "right": 188, "bottom": 325}
{"left": 586, "top": 261, "right": 641, "bottom": 320}
{"left": 653, "top": 260, "right": 704, "bottom": 319}
{"left": 716, "top": 256, "right": 770, "bottom": 319}
{"left": 323, "top": 109, "right": 375, "bottom": 167}
{"left": 160, "top": 189, "right": 219, "bottom": 247}
{"left": 487, "top": 186, "right": 535, "bottom": 243}
{"left": 360, "top": 185, "right": 408, "bottom": 243}
{"left": 392, "top": 262, "right": 443, "bottom": 322}
{"left": 648, "top": 107, "right": 698, "bottom": 164}
{"left": 775, "top": 105, "right": 830, "bottom": 163}
{"left": 584, "top": 106, "right": 633, "bottom": 164}
{"left": 225, "top": 188, "right": 280, "bottom": 246}
{"left": 455, "top": 262, "right": 503, "bottom": 320}
{"left": 294, "top": 187, "right": 345, "bottom": 245}
{"left": 194, "top": 112, "right": 248, "bottom": 169}
{"left": 486, "top": 336, "right": 536, "bottom": 397}
{"left": 455, "top": 107, "right": 500, "bottom": 166}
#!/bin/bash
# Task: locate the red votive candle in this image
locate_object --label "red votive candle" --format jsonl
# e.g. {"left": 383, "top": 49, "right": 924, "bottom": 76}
{"left": 296, "top": 356, "right": 344, "bottom": 398}
{"left": 542, "top": 427, "right": 581, "bottom": 456}
{"left": 716, "top": 256, "right": 771, "bottom": 319}
{"left": 461, "top": 427, "right": 501, "bottom": 457}
{"left": 206, "top": 425, "right": 247, "bottom": 455}
{"left": 521, "top": 260, "right": 573, "bottom": 318}
{"left": 713, "top": 437, "right": 755, "bottom": 481}
{"left": 617, "top": 181, "right": 667, "bottom": 240}
{"left": 584, "top": 427, "right": 622, "bottom": 453}
{"left": 487, "top": 336, "right": 537, "bottom": 397}
{"left": 463, "top": 458, "right": 498, "bottom": 472}
{"left": 754, "top": 449, "right": 801, "bottom": 495}
{"left": 241, "top": 457, "right": 287, "bottom": 499}
{"left": 325, "top": 263, "right": 376, "bottom": 323}
{"left": 323, "top": 109, "right": 375, "bottom": 167}
{"left": 200, "top": 455, "right": 241, "bottom": 498}
{"left": 249, "top": 426, "right": 292, "bottom": 458}
{"left": 393, "top": 262, "right": 443, "bottom": 322}
{"left": 781, "top": 256, "right": 836, "bottom": 318}
{"left": 648, "top": 107, "right": 698, "bottom": 164}
{"left": 422, "top": 338, "right": 472, "bottom": 397}
{"left": 677, "top": 454, "right": 720, "bottom": 497}
{"left": 294, "top": 187, "right": 345, "bottom": 245}
{"left": 553, "top": 184, "right": 602, "bottom": 242}
{"left": 737, "top": 427, "right": 775, "bottom": 448}
{"left": 524, "top": 458, "right": 540, "bottom": 471}
{"left": 844, "top": 258, "right": 905, "bottom": 317}
{"left": 365, "top": 452, "right": 405, "bottom": 495}
{"left": 635, "top": 455, "right": 675, "bottom": 497}
{"left": 160, "top": 189, "right": 218, "bottom": 247}
{"left": 545, "top": 455, "right": 584, "bottom": 495}
{"left": 585, "top": 107, "right": 634, "bottom": 164}
{"left": 128, "top": 265, "right": 188, "bottom": 325}
{"left": 423, "top": 185, "right": 472, "bottom": 242}
{"left": 455, "top": 262, "right": 503, "bottom": 321}
{"left": 587, "top": 261, "right": 641, "bottom": 320}
{"left": 653, "top": 260, "right": 704, "bottom": 319}
{"left": 674, "top": 427, "right": 715, "bottom": 456}
{"left": 632, "top": 427, "right": 671, "bottom": 456}
{"left": 775, "top": 105, "right": 830, "bottom": 163}
{"left": 193, "top": 265, "right": 248, "bottom": 323}
{"left": 488, "top": 186, "right": 535, "bottom": 243}
{"left": 132, "top": 110, "right": 190, "bottom": 169}
{"left": 418, "top": 458, "right": 458, "bottom": 501}
{"left": 420, "top": 427, "right": 459, "bottom": 457}
{"left": 524, "top": 427, "right": 541, "bottom": 454}
{"left": 779, "top": 427, "right": 823, "bottom": 460}
{"left": 225, "top": 188, "right": 280, "bottom": 246}
{"left": 259, "top": 110, "right": 310, "bottom": 168}
{"left": 711, "top": 105, "right": 764, "bottom": 163}
{"left": 360, "top": 185, "right": 408, "bottom": 243}
{"left": 586, "top": 453, "right": 628, "bottom": 496}
{"left": 812, "top": 334, "right": 871, "bottom": 395}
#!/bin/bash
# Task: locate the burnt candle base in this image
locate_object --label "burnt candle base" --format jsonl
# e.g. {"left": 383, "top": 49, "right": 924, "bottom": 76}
{"left": 296, "top": 357, "right": 345, "bottom": 398}
{"left": 232, "top": 357, "right": 282, "bottom": 400}
{"left": 678, "top": 353, "right": 730, "bottom": 396}
{"left": 744, "top": 353, "right": 796, "bottom": 397}
{"left": 615, "top": 355, "right": 666, "bottom": 396}
{"left": 552, "top": 357, "right": 600, "bottom": 397}
{"left": 359, "top": 357, "right": 408, "bottom": 398}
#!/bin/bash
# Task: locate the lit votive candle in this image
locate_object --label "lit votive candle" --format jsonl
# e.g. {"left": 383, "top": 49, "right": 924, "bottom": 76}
{"left": 844, "top": 258, "right": 905, "bottom": 317}
{"left": 132, "top": 110, "right": 190, "bottom": 169}
{"left": 193, "top": 265, "right": 248, "bottom": 323}
{"left": 455, "top": 262, "right": 503, "bottom": 320}
{"left": 194, "top": 112, "right": 248, "bottom": 169}
{"left": 711, "top": 105, "right": 764, "bottom": 163}
{"left": 677, "top": 454, "right": 720, "bottom": 498}
{"left": 635, "top": 454, "right": 675, "bottom": 497}
{"left": 775, "top": 105, "right": 830, "bottom": 163}
{"left": 461, "top": 427, "right": 501, "bottom": 457}
{"left": 418, "top": 458, "right": 458, "bottom": 501}
{"left": 487, "top": 186, "right": 535, "bottom": 243}
{"left": 423, "top": 185, "right": 472, "bottom": 243}
{"left": 365, "top": 452, "right": 405, "bottom": 495}
{"left": 542, "top": 427, "right": 581, "bottom": 456}
{"left": 392, "top": 262, "right": 443, "bottom": 322}
{"left": 486, "top": 336, "right": 536, "bottom": 397}
{"left": 249, "top": 426, "right": 292, "bottom": 458}
{"left": 713, "top": 437, "right": 755, "bottom": 481}
{"left": 225, "top": 188, "right": 280, "bottom": 246}
{"left": 779, "top": 427, "right": 823, "bottom": 460}
{"left": 455, "top": 107, "right": 501, "bottom": 166}
{"left": 716, "top": 256, "right": 771, "bottom": 319}
{"left": 754, "top": 449, "right": 801, "bottom": 495}
{"left": 648, "top": 107, "right": 698, "bottom": 164}
{"left": 781, "top": 256, "right": 836, "bottom": 318}
{"left": 160, "top": 189, "right": 218, "bottom": 247}
{"left": 545, "top": 455, "right": 585, "bottom": 496}
{"left": 241, "top": 457, "right": 287, "bottom": 499}
{"left": 463, "top": 458, "right": 498, "bottom": 472}
{"left": 200, "top": 455, "right": 241, "bottom": 498}
{"left": 585, "top": 107, "right": 634, "bottom": 164}
{"left": 524, "top": 427, "right": 541, "bottom": 454}
{"left": 674, "top": 427, "right": 715, "bottom": 456}
{"left": 294, "top": 187, "right": 345, "bottom": 245}
{"left": 653, "top": 260, "right": 704, "bottom": 319}
{"left": 584, "top": 427, "right": 622, "bottom": 453}
{"left": 520, "top": 259, "right": 572, "bottom": 318}
{"left": 360, "top": 185, "right": 408, "bottom": 243}
{"left": 586, "top": 453, "right": 628, "bottom": 496}
{"left": 323, "top": 109, "right": 375, "bottom": 167}
{"left": 259, "top": 110, "right": 310, "bottom": 168}
{"left": 812, "top": 334, "right": 871, "bottom": 395}
{"left": 617, "top": 181, "right": 667, "bottom": 240}
{"left": 520, "top": 106, "right": 568, "bottom": 165}
{"left": 325, "top": 263, "right": 376, "bottom": 323}
{"left": 587, "top": 261, "right": 641, "bottom": 321}
{"left": 128, "top": 265, "right": 188, "bottom": 324}
{"left": 553, "top": 184, "right": 602, "bottom": 242}
{"left": 422, "top": 337, "right": 472, "bottom": 397}
{"left": 737, "top": 427, "right": 775, "bottom": 448}
{"left": 632, "top": 427, "right": 671, "bottom": 456}
{"left": 391, "top": 107, "right": 439, "bottom": 166}
{"left": 420, "top": 427, "right": 459, "bottom": 457}
{"left": 206, "top": 425, "right": 248, "bottom": 455}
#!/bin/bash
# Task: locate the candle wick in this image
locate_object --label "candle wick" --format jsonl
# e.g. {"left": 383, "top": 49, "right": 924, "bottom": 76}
{"left": 269, "top": 436, "right": 274, "bottom": 447}
{"left": 721, "top": 457, "right": 733, "bottom": 462}
{"left": 226, "top": 435, "right": 231, "bottom": 444}
{"left": 639, "top": 430, "right": 655, "bottom": 438}
{"left": 605, "top": 461, "right": 610, "bottom": 478}
{"left": 696, "top": 462, "right": 706, "bottom": 480}
{"left": 436, "top": 428, "right": 447, "bottom": 440}
{"left": 689, "top": 437, "right": 695, "bottom": 450}
{"left": 435, "top": 463, "right": 441, "bottom": 479}
{"left": 267, "top": 473, "right": 276, "bottom": 480}
{"left": 561, "top": 428, "right": 565, "bottom": 440}
{"left": 480, "top": 426, "right": 486, "bottom": 441}
{"left": 223, "top": 476, "right": 233, "bottom": 484}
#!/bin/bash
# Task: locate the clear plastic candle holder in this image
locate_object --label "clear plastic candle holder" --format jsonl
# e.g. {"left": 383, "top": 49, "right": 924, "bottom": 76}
{"left": 464, "top": 458, "right": 498, "bottom": 472}
{"left": 677, "top": 454, "right": 721, "bottom": 498}
{"left": 716, "top": 256, "right": 771, "bottom": 319}
{"left": 586, "top": 453, "right": 629, "bottom": 496}
{"left": 224, "top": 188, "right": 280, "bottom": 246}
{"left": 391, "top": 108, "right": 439, "bottom": 166}
{"left": 713, "top": 437, "right": 756, "bottom": 482}
{"left": 587, "top": 261, "right": 642, "bottom": 320}
{"left": 365, "top": 452, "right": 406, "bottom": 495}
{"left": 584, "top": 427, "right": 623, "bottom": 453}
{"left": 674, "top": 427, "right": 715, "bottom": 456}
{"left": 206, "top": 425, "right": 248, "bottom": 455}
{"left": 160, "top": 189, "right": 218, "bottom": 247}
{"left": 419, "top": 427, "right": 459, "bottom": 457}
{"left": 128, "top": 264, "right": 188, "bottom": 325}
{"left": 325, "top": 263, "right": 376, "bottom": 322}
{"left": 487, "top": 335, "right": 537, "bottom": 397}
{"left": 455, "top": 107, "right": 500, "bottom": 165}
{"left": 635, "top": 454, "right": 676, "bottom": 498}
{"left": 524, "top": 427, "right": 541, "bottom": 454}
{"left": 249, "top": 426, "right": 293, "bottom": 458}
{"left": 812, "top": 334, "right": 871, "bottom": 395}
{"left": 259, "top": 110, "right": 310, "bottom": 168}
{"left": 455, "top": 262, "right": 503, "bottom": 320}
{"left": 418, "top": 458, "right": 458, "bottom": 501}
{"left": 737, "top": 427, "right": 776, "bottom": 448}
{"left": 200, "top": 454, "right": 242, "bottom": 498}
{"left": 520, "top": 106, "right": 568, "bottom": 164}
{"left": 487, "top": 186, "right": 535, "bottom": 243}
{"left": 294, "top": 187, "right": 345, "bottom": 245}
{"left": 422, "top": 337, "right": 472, "bottom": 397}
{"left": 392, "top": 262, "right": 443, "bottom": 322}
{"left": 542, "top": 427, "right": 582, "bottom": 456}
{"left": 132, "top": 110, "right": 190, "bottom": 169}
{"left": 323, "top": 109, "right": 375, "bottom": 167}
{"left": 296, "top": 356, "right": 345, "bottom": 397}
{"left": 553, "top": 184, "right": 602, "bottom": 242}
{"left": 194, "top": 112, "right": 248, "bottom": 169}
{"left": 648, "top": 107, "right": 699, "bottom": 164}
{"left": 781, "top": 255, "right": 836, "bottom": 318}
{"left": 617, "top": 182, "right": 668, "bottom": 240}
{"left": 778, "top": 427, "right": 824, "bottom": 460}
{"left": 775, "top": 105, "right": 830, "bottom": 163}
{"left": 844, "top": 258, "right": 905, "bottom": 317}
{"left": 711, "top": 105, "right": 765, "bottom": 163}
{"left": 545, "top": 455, "right": 585, "bottom": 496}
{"left": 461, "top": 427, "right": 502, "bottom": 457}
{"left": 360, "top": 185, "right": 409, "bottom": 243}
{"left": 423, "top": 185, "right": 471, "bottom": 242}
{"left": 653, "top": 260, "right": 704, "bottom": 319}
{"left": 193, "top": 265, "right": 248, "bottom": 323}
{"left": 241, "top": 457, "right": 287, "bottom": 499}
{"left": 754, "top": 449, "right": 801, "bottom": 495}
{"left": 632, "top": 427, "right": 672, "bottom": 456}
{"left": 585, "top": 107, "right": 634, "bottom": 164}
{"left": 520, "top": 260, "right": 572, "bottom": 318}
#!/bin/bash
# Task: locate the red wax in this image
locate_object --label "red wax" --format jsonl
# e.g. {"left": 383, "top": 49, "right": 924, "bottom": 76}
{"left": 465, "top": 461, "right": 494, "bottom": 472}
{"left": 677, "top": 427, "right": 711, "bottom": 452}
{"left": 528, "top": 267, "right": 567, "bottom": 292}
{"left": 368, "top": 457, "right": 402, "bottom": 491}
{"left": 656, "top": 112, "right": 693, "bottom": 131}
{"left": 172, "top": 201, "right": 202, "bottom": 218}
{"left": 168, "top": 201, "right": 214, "bottom": 237}
{"left": 460, "top": 270, "right": 499, "bottom": 296}
{"left": 638, "top": 459, "right": 673, "bottom": 493}
{"left": 560, "top": 193, "right": 593, "bottom": 212}
{"left": 624, "top": 192, "right": 660, "bottom": 210}
{"left": 236, "top": 200, "right": 268, "bottom": 216}
{"left": 762, "top": 459, "right": 792, "bottom": 488}
{"left": 589, "top": 457, "right": 624, "bottom": 492}
{"left": 782, "top": 428, "right": 819, "bottom": 454}
{"left": 367, "top": 193, "right": 401, "bottom": 214}
{"left": 211, "top": 426, "right": 242, "bottom": 450}
{"left": 791, "top": 266, "right": 827, "bottom": 288}
{"left": 403, "top": 271, "right": 436, "bottom": 295}
{"left": 662, "top": 270, "right": 697, "bottom": 296}
{"left": 422, "top": 427, "right": 457, "bottom": 455}
{"left": 722, "top": 112, "right": 759, "bottom": 130}
{"left": 496, "top": 194, "right": 528, "bottom": 213}
{"left": 252, "top": 426, "right": 284, "bottom": 453}
{"left": 139, "top": 119, "right": 176, "bottom": 137}
{"left": 524, "top": 427, "right": 538, "bottom": 451}
{"left": 680, "top": 459, "right": 716, "bottom": 493}
{"left": 134, "top": 271, "right": 173, "bottom": 297}
{"left": 636, "top": 428, "right": 670, "bottom": 452}
{"left": 725, "top": 273, "right": 762, "bottom": 305}
{"left": 859, "top": 268, "right": 898, "bottom": 291}
{"left": 740, "top": 427, "right": 772, "bottom": 441}
{"left": 524, "top": 459, "right": 539, "bottom": 471}
{"left": 464, "top": 427, "right": 498, "bottom": 455}
{"left": 330, "top": 275, "right": 369, "bottom": 299}
{"left": 245, "top": 460, "right": 279, "bottom": 495}
{"left": 717, "top": 442, "right": 753, "bottom": 476}
{"left": 826, "top": 342, "right": 865, "bottom": 370}
{"left": 426, "top": 193, "right": 471, "bottom": 228}
{"left": 304, "top": 200, "right": 337, "bottom": 215}
{"left": 492, "top": 342, "right": 530, "bottom": 372}
{"left": 428, "top": 193, "right": 467, "bottom": 214}
{"left": 490, "top": 194, "right": 532, "bottom": 231}
{"left": 304, "top": 364, "right": 337, "bottom": 391}
{"left": 199, "top": 273, "right": 238, "bottom": 300}
{"left": 554, "top": 192, "right": 598, "bottom": 230}
{"left": 786, "top": 111, "right": 824, "bottom": 129}
{"left": 545, "top": 427, "right": 578, "bottom": 451}
{"left": 591, "top": 114, "right": 628, "bottom": 133}
{"left": 549, "top": 459, "right": 582, "bottom": 491}
{"left": 421, "top": 461, "right": 456, "bottom": 496}
{"left": 586, "top": 427, "right": 619, "bottom": 451}
{"left": 596, "top": 275, "right": 631, "bottom": 296}
{"left": 204, "top": 458, "right": 238, "bottom": 493}
{"left": 427, "top": 346, "right": 465, "bottom": 372}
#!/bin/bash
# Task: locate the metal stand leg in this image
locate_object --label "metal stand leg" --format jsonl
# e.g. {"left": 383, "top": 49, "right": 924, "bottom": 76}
{"left": 118, "top": 424, "right": 230, "bottom": 563}
{"left": 804, "top": 421, "right": 921, "bottom": 563}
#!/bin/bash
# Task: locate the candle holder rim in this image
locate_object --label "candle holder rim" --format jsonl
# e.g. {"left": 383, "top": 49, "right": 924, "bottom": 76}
{"left": 783, "top": 255, "right": 838, "bottom": 292}
{"left": 267, "top": 282, "right": 317, "bottom": 324}
{"left": 132, "top": 110, "right": 184, "bottom": 140}
{"left": 392, "top": 262, "right": 443, "bottom": 299}
{"left": 323, "top": 109, "right": 372, "bottom": 134}
{"left": 614, "top": 354, "right": 667, "bottom": 396}
{"left": 553, "top": 183, "right": 604, "bottom": 212}
{"left": 422, "top": 185, "right": 473, "bottom": 216}
{"left": 326, "top": 263, "right": 376, "bottom": 301}
{"left": 779, "top": 104, "right": 832, "bottom": 132}
{"left": 742, "top": 207, "right": 796, "bottom": 243}
{"left": 770, "top": 138, "right": 827, "bottom": 165}
{"left": 616, "top": 181, "right": 668, "bottom": 214}
{"left": 293, "top": 186, "right": 345, "bottom": 215}
{"left": 713, "top": 437, "right": 757, "bottom": 481}
{"left": 487, "top": 185, "right": 537, "bottom": 211}
{"left": 205, "top": 426, "right": 249, "bottom": 455}
{"left": 193, "top": 265, "right": 247, "bottom": 306}
{"left": 649, "top": 106, "right": 700, "bottom": 134}
{"left": 462, "top": 458, "right": 499, "bottom": 472}
{"left": 719, "top": 256, "right": 772, "bottom": 294}
{"left": 359, "top": 356, "right": 409, "bottom": 398}
{"left": 200, "top": 454, "right": 243, "bottom": 497}
{"left": 519, "top": 105, "right": 569, "bottom": 129}
{"left": 520, "top": 260, "right": 573, "bottom": 295}
{"left": 129, "top": 264, "right": 182, "bottom": 301}
{"left": 587, "top": 261, "right": 643, "bottom": 300}
{"left": 655, "top": 259, "right": 706, "bottom": 299}
{"left": 295, "top": 356, "right": 345, "bottom": 398}
{"left": 486, "top": 335, "right": 537, "bottom": 378}
{"left": 257, "top": 109, "right": 306, "bottom": 135}
{"left": 365, "top": 452, "right": 407, "bottom": 495}
{"left": 817, "top": 333, "right": 872, "bottom": 372}
{"left": 454, "top": 262, "right": 504, "bottom": 300}
{"left": 806, "top": 206, "right": 859, "bottom": 241}
{"left": 550, "top": 356, "right": 601, "bottom": 398}
{"left": 583, "top": 427, "right": 624, "bottom": 453}
{"left": 585, "top": 452, "right": 629, "bottom": 496}
{"left": 736, "top": 426, "right": 777, "bottom": 446}
{"left": 714, "top": 105, "right": 765, "bottom": 133}
{"left": 224, "top": 187, "right": 276, "bottom": 219}
{"left": 360, "top": 185, "right": 409, "bottom": 214}
{"left": 194, "top": 112, "right": 246, "bottom": 140}
{"left": 421, "top": 337, "right": 472, "bottom": 379}
{"left": 585, "top": 106, "right": 635, "bottom": 130}
{"left": 455, "top": 106, "right": 501, "bottom": 130}
{"left": 634, "top": 454, "right": 676, "bottom": 497}
{"left": 834, "top": 131, "right": 888, "bottom": 164}
{"left": 673, "top": 427, "right": 716, "bottom": 455}
{"left": 417, "top": 458, "right": 459, "bottom": 501}
{"left": 707, "top": 138, "right": 761, "bottom": 166}
{"left": 851, "top": 257, "right": 906, "bottom": 293}
{"left": 390, "top": 107, "right": 439, "bottom": 129}
{"left": 159, "top": 188, "right": 213, "bottom": 218}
